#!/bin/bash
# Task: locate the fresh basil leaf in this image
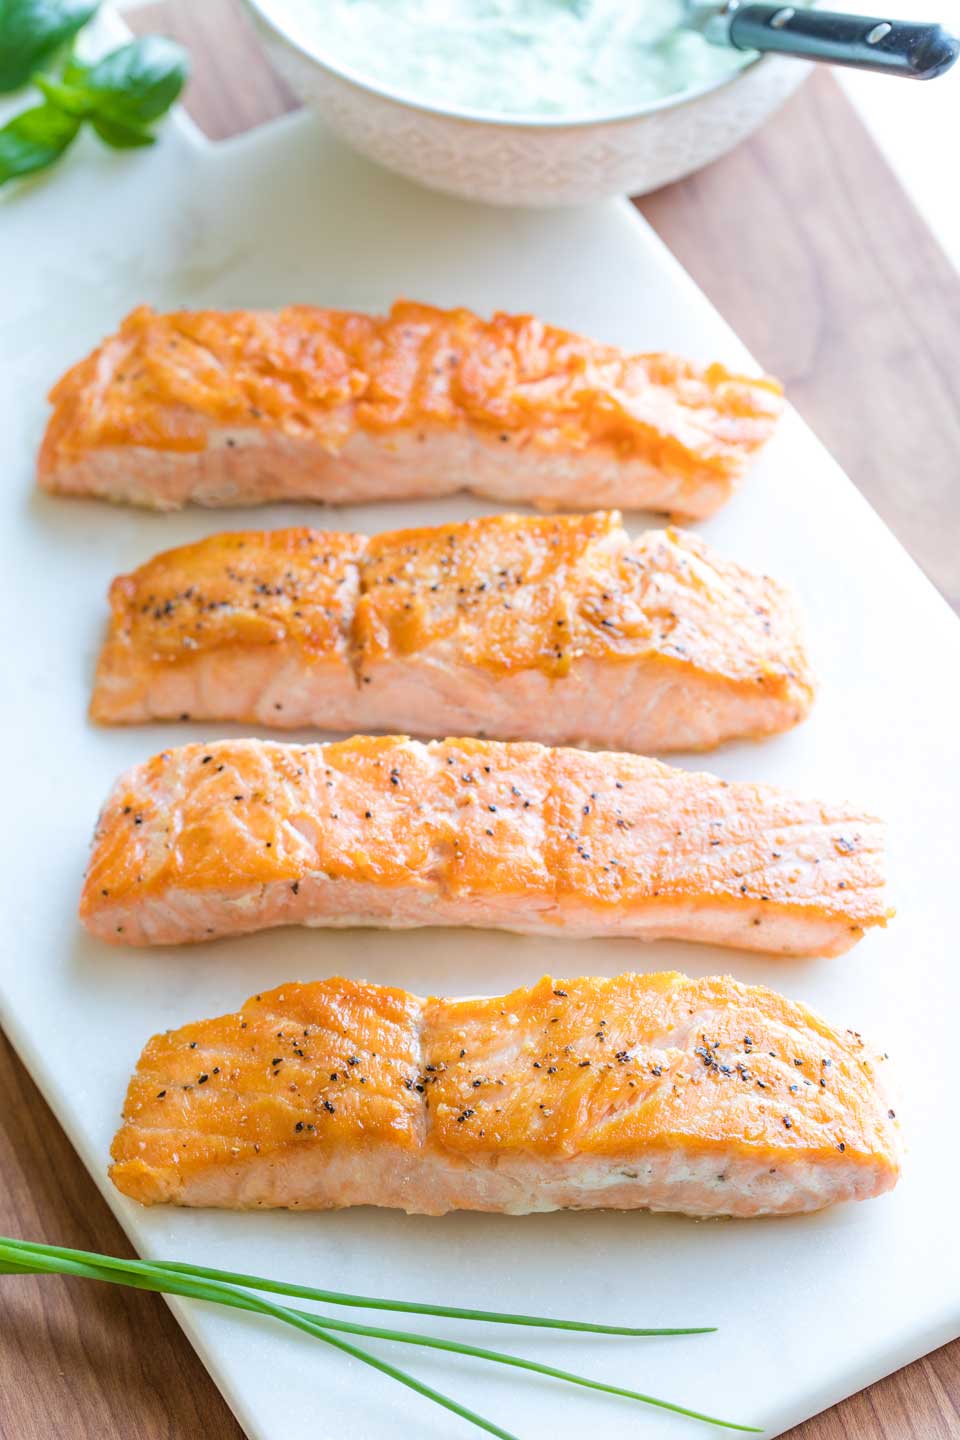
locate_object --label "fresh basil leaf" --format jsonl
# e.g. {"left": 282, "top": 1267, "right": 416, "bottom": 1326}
{"left": 91, "top": 113, "right": 155, "bottom": 149}
{"left": 32, "top": 70, "right": 90, "bottom": 116}
{"left": 60, "top": 51, "right": 88, "bottom": 86}
{"left": 75, "top": 36, "right": 188, "bottom": 125}
{"left": 0, "top": 0, "right": 99, "bottom": 93}
{"left": 0, "top": 101, "right": 80, "bottom": 184}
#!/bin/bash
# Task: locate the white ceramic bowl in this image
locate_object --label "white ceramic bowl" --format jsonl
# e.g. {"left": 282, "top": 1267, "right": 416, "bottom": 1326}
{"left": 243, "top": 0, "right": 812, "bottom": 206}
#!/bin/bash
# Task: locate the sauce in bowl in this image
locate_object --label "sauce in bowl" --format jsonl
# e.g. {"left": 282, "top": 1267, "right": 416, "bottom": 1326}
{"left": 265, "top": 0, "right": 754, "bottom": 118}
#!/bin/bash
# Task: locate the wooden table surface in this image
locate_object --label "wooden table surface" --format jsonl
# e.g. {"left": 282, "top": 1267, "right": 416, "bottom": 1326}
{"left": 2, "top": 3, "right": 958, "bottom": 1437}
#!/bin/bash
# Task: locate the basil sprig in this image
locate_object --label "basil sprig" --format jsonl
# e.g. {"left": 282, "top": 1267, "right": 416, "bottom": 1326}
{"left": 0, "top": 0, "right": 98, "bottom": 93}
{"left": 0, "top": 2, "right": 188, "bottom": 187}
{"left": 0, "top": 100, "right": 80, "bottom": 181}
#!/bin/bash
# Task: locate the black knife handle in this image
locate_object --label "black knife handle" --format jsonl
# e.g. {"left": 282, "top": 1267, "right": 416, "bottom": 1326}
{"left": 728, "top": 4, "right": 960, "bottom": 77}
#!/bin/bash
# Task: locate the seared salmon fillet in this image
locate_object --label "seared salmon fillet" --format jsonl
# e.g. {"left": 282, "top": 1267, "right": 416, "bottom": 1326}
{"left": 108, "top": 972, "right": 900, "bottom": 1216}
{"left": 91, "top": 512, "right": 814, "bottom": 751}
{"left": 39, "top": 302, "right": 783, "bottom": 517}
{"left": 80, "top": 736, "right": 888, "bottom": 955}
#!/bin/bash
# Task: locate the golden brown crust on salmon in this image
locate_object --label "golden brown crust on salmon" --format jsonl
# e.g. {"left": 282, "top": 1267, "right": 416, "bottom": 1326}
{"left": 80, "top": 736, "right": 888, "bottom": 955}
{"left": 39, "top": 303, "right": 783, "bottom": 517}
{"left": 108, "top": 972, "right": 901, "bottom": 1216}
{"left": 91, "top": 513, "right": 814, "bottom": 752}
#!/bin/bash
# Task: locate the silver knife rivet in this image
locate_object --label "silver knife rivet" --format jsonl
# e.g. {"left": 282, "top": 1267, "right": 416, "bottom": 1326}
{"left": 865, "top": 21, "right": 892, "bottom": 41}
{"left": 770, "top": 6, "right": 795, "bottom": 26}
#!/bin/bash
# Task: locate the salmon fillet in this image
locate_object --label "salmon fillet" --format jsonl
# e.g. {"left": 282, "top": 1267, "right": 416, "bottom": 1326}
{"left": 91, "top": 512, "right": 814, "bottom": 752}
{"left": 80, "top": 736, "right": 888, "bottom": 955}
{"left": 108, "top": 972, "right": 900, "bottom": 1216}
{"left": 39, "top": 302, "right": 783, "bottom": 517}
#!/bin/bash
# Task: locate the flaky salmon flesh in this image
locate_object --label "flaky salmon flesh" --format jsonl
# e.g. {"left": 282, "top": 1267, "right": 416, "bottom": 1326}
{"left": 39, "top": 302, "right": 783, "bottom": 518}
{"left": 91, "top": 512, "right": 814, "bottom": 752}
{"left": 109, "top": 972, "right": 900, "bottom": 1217}
{"left": 80, "top": 736, "right": 888, "bottom": 956}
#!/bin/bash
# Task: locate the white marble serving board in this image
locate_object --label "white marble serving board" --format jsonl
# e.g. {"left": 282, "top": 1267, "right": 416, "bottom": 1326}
{"left": 2, "top": 57, "right": 959, "bottom": 1440}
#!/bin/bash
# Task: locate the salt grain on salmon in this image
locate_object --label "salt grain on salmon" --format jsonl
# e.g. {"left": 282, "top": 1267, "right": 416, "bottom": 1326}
{"left": 79, "top": 735, "right": 888, "bottom": 955}
{"left": 39, "top": 301, "right": 783, "bottom": 517}
{"left": 90, "top": 512, "right": 814, "bottom": 752}
{"left": 108, "top": 972, "right": 901, "bottom": 1216}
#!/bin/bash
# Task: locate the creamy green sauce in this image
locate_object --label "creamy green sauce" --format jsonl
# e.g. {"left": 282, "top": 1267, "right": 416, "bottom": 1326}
{"left": 269, "top": 0, "right": 753, "bottom": 117}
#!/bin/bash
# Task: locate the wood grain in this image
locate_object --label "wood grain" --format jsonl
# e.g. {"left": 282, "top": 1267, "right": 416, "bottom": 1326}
{"left": 0, "top": 1032, "right": 243, "bottom": 1440}
{"left": 637, "top": 79, "right": 960, "bottom": 613}
{"left": 2, "top": 1, "right": 957, "bottom": 1436}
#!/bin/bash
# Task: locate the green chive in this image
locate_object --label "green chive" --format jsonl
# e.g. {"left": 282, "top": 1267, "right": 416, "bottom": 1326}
{"left": 6, "top": 1234, "right": 708, "bottom": 1335}
{"left": 0, "top": 1243, "right": 518, "bottom": 1440}
{"left": 0, "top": 1237, "right": 761, "bottom": 1434}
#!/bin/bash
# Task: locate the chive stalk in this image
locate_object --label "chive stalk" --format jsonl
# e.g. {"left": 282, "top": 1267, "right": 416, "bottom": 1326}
{"left": 0, "top": 1237, "right": 760, "bottom": 1435}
